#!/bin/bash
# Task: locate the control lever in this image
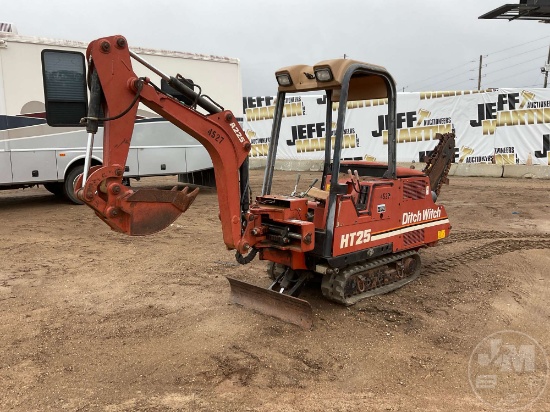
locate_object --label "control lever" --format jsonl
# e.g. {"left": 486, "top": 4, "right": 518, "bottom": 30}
{"left": 299, "top": 178, "right": 319, "bottom": 198}
{"left": 347, "top": 169, "right": 362, "bottom": 193}
{"left": 290, "top": 174, "right": 301, "bottom": 197}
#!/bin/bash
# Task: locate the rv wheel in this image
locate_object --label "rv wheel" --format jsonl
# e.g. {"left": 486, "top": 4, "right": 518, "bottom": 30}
{"left": 43, "top": 182, "right": 64, "bottom": 197}
{"left": 63, "top": 165, "right": 84, "bottom": 205}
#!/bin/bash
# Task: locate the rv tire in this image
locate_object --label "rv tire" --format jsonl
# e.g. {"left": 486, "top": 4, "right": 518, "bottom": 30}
{"left": 64, "top": 165, "right": 84, "bottom": 205}
{"left": 43, "top": 182, "right": 64, "bottom": 197}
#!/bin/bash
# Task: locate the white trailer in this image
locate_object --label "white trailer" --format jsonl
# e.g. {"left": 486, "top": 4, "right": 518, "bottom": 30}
{"left": 0, "top": 25, "right": 242, "bottom": 202}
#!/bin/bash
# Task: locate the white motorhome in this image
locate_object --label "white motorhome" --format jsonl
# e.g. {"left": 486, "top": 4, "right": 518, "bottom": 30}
{"left": 0, "top": 24, "right": 242, "bottom": 202}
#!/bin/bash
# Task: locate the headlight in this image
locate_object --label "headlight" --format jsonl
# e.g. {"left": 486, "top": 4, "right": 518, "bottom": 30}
{"left": 314, "top": 67, "right": 333, "bottom": 82}
{"left": 276, "top": 73, "right": 292, "bottom": 86}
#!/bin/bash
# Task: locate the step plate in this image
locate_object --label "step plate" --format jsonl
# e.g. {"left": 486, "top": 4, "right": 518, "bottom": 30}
{"left": 227, "top": 277, "right": 313, "bottom": 329}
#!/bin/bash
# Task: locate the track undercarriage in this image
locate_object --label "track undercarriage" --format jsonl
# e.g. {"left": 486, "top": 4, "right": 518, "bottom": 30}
{"left": 320, "top": 251, "right": 421, "bottom": 306}
{"left": 229, "top": 250, "right": 422, "bottom": 327}
{"left": 263, "top": 250, "right": 421, "bottom": 306}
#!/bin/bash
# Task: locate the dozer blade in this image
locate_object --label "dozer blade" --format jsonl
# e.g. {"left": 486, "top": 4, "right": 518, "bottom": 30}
{"left": 227, "top": 277, "right": 313, "bottom": 329}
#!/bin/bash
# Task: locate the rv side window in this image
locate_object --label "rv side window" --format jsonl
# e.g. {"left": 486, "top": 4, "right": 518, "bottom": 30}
{"left": 41, "top": 50, "right": 87, "bottom": 127}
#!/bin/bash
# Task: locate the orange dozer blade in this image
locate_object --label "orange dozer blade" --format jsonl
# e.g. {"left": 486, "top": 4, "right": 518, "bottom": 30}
{"left": 227, "top": 277, "right": 313, "bottom": 329}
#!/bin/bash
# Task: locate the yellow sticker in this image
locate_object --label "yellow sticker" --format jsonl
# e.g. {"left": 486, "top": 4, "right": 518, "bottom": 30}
{"left": 437, "top": 229, "right": 446, "bottom": 239}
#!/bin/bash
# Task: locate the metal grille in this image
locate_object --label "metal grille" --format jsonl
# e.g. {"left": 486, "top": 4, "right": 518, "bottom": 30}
{"left": 403, "top": 180, "right": 426, "bottom": 200}
{"left": 403, "top": 229, "right": 425, "bottom": 246}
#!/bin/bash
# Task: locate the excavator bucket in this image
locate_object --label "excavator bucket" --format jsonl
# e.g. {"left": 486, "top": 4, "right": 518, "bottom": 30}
{"left": 122, "top": 186, "right": 200, "bottom": 235}
{"left": 76, "top": 165, "right": 200, "bottom": 236}
{"left": 91, "top": 185, "right": 200, "bottom": 236}
{"left": 227, "top": 277, "right": 313, "bottom": 329}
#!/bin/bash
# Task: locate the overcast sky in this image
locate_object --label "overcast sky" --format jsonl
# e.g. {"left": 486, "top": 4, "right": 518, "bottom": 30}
{"left": 4, "top": 0, "right": 550, "bottom": 95}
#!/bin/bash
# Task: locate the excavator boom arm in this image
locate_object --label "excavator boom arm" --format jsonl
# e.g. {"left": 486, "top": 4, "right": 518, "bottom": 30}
{"left": 79, "top": 36, "right": 251, "bottom": 250}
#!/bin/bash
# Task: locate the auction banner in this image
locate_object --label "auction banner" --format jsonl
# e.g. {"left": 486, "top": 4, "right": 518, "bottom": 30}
{"left": 242, "top": 89, "right": 550, "bottom": 165}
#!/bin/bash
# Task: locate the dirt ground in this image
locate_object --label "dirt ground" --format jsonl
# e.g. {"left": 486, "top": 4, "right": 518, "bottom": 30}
{"left": 0, "top": 170, "right": 549, "bottom": 411}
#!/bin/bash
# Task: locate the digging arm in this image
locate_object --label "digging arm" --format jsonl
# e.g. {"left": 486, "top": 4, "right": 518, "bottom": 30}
{"left": 78, "top": 35, "right": 251, "bottom": 253}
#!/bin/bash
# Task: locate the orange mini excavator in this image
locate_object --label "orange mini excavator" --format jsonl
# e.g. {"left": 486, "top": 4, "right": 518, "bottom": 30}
{"left": 45, "top": 35, "right": 454, "bottom": 328}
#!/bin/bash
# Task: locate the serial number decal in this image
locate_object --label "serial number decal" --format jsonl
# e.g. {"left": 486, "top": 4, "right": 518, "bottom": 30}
{"left": 340, "top": 229, "right": 371, "bottom": 249}
{"left": 207, "top": 128, "right": 225, "bottom": 144}
{"left": 229, "top": 122, "right": 246, "bottom": 143}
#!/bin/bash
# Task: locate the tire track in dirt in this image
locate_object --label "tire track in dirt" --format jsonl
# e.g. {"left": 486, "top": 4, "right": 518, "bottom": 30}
{"left": 441, "top": 230, "right": 550, "bottom": 244}
{"left": 424, "top": 238, "right": 550, "bottom": 275}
